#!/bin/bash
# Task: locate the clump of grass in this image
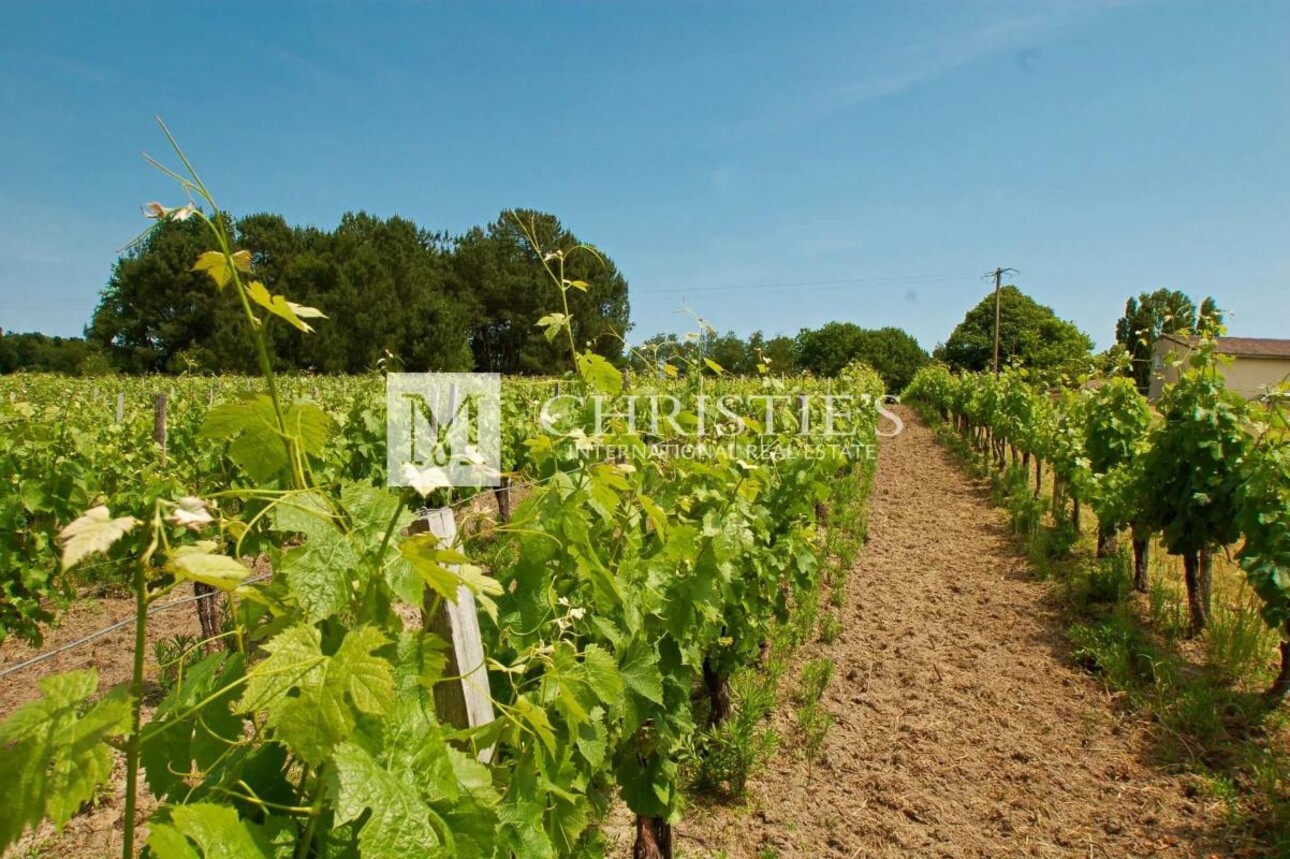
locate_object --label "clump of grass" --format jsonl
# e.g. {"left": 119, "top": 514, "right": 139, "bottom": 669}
{"left": 1061, "top": 553, "right": 1132, "bottom": 617}
{"left": 1068, "top": 609, "right": 1157, "bottom": 693}
{"left": 795, "top": 699, "right": 833, "bottom": 765}
{"left": 818, "top": 610, "right": 842, "bottom": 645}
{"left": 793, "top": 658, "right": 835, "bottom": 765}
{"left": 153, "top": 632, "right": 202, "bottom": 694}
{"left": 1149, "top": 576, "right": 1190, "bottom": 642}
{"left": 689, "top": 671, "right": 780, "bottom": 798}
{"left": 828, "top": 580, "right": 846, "bottom": 609}
{"left": 1205, "top": 584, "right": 1279, "bottom": 686}
{"left": 795, "top": 658, "right": 834, "bottom": 704}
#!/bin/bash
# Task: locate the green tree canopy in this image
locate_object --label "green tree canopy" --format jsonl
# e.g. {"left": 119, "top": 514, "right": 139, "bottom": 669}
{"left": 87, "top": 208, "right": 625, "bottom": 375}
{"left": 0, "top": 331, "right": 103, "bottom": 375}
{"left": 934, "top": 285, "right": 1093, "bottom": 373}
{"left": 452, "top": 210, "right": 629, "bottom": 374}
{"left": 1113, "top": 288, "right": 1223, "bottom": 393}
{"left": 795, "top": 323, "right": 929, "bottom": 391}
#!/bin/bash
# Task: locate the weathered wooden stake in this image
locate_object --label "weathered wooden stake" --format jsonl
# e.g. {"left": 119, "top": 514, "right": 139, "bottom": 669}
{"left": 493, "top": 476, "right": 512, "bottom": 525}
{"left": 194, "top": 583, "right": 222, "bottom": 650}
{"left": 116, "top": 392, "right": 125, "bottom": 424}
{"left": 411, "top": 507, "right": 496, "bottom": 761}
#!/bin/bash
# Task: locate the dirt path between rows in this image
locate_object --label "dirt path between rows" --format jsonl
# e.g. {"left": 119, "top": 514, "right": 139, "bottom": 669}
{"left": 669, "top": 407, "right": 1227, "bottom": 858}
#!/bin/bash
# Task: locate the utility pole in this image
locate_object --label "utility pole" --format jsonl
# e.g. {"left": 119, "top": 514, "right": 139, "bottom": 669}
{"left": 985, "top": 267, "right": 1018, "bottom": 376}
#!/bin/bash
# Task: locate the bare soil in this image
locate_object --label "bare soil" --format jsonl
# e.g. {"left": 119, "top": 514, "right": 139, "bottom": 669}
{"left": 0, "top": 591, "right": 203, "bottom": 721}
{"left": 652, "top": 408, "right": 1232, "bottom": 858}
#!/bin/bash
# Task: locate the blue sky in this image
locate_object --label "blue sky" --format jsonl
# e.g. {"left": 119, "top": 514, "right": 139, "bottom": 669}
{"left": 1, "top": 1, "right": 1287, "bottom": 352}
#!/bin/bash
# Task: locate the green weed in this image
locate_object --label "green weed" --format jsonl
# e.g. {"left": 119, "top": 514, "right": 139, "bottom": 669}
{"left": 818, "top": 611, "right": 842, "bottom": 645}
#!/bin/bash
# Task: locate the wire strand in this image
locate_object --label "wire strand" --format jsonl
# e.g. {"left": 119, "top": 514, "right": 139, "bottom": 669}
{"left": 0, "top": 573, "right": 271, "bottom": 680}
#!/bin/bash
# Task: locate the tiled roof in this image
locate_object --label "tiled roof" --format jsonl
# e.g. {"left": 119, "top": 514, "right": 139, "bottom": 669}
{"left": 1159, "top": 333, "right": 1290, "bottom": 359}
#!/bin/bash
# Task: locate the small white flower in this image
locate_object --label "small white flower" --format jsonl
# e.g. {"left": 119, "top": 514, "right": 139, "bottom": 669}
{"left": 401, "top": 463, "right": 453, "bottom": 497}
{"left": 167, "top": 496, "right": 215, "bottom": 531}
{"left": 142, "top": 201, "right": 198, "bottom": 221}
{"left": 568, "top": 606, "right": 586, "bottom": 621}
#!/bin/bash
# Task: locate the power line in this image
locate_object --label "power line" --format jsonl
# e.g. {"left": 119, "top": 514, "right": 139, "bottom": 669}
{"left": 635, "top": 272, "right": 979, "bottom": 296}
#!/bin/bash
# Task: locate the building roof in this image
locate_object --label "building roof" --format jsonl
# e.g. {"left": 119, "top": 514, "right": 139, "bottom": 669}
{"left": 1158, "top": 332, "right": 1290, "bottom": 360}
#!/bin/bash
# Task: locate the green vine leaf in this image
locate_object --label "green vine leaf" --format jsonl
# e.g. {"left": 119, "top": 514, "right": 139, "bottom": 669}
{"left": 332, "top": 741, "right": 448, "bottom": 858}
{"left": 201, "top": 394, "right": 330, "bottom": 483}
{"left": 575, "top": 352, "right": 622, "bottom": 394}
{"left": 146, "top": 803, "right": 275, "bottom": 858}
{"left": 237, "top": 624, "right": 394, "bottom": 765}
{"left": 192, "top": 251, "right": 238, "bottom": 290}
{"left": 244, "top": 280, "right": 327, "bottom": 333}
{"left": 170, "top": 545, "right": 250, "bottom": 591}
{"left": 0, "top": 669, "right": 130, "bottom": 850}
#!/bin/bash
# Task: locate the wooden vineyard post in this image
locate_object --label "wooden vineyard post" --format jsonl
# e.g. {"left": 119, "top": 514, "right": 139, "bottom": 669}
{"left": 411, "top": 507, "right": 496, "bottom": 762}
{"left": 154, "top": 394, "right": 168, "bottom": 466}
{"left": 116, "top": 392, "right": 125, "bottom": 424}
{"left": 493, "top": 476, "right": 512, "bottom": 524}
{"left": 193, "top": 582, "right": 222, "bottom": 651}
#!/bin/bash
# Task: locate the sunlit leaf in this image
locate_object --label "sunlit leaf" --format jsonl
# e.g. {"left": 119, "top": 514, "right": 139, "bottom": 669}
{"left": 170, "top": 547, "right": 249, "bottom": 592}
{"left": 192, "top": 251, "right": 235, "bottom": 289}
{"left": 244, "top": 280, "right": 326, "bottom": 333}
{"left": 59, "top": 506, "right": 139, "bottom": 570}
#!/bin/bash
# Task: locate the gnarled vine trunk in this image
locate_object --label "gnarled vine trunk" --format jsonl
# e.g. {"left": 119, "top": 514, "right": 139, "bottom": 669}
{"left": 493, "top": 476, "right": 512, "bottom": 524}
{"left": 634, "top": 815, "right": 673, "bottom": 859}
{"left": 1182, "top": 548, "right": 1213, "bottom": 635}
{"left": 1267, "top": 623, "right": 1290, "bottom": 704}
{"left": 702, "top": 658, "right": 732, "bottom": 727}
{"left": 1132, "top": 535, "right": 1149, "bottom": 593}
{"left": 194, "top": 582, "right": 223, "bottom": 651}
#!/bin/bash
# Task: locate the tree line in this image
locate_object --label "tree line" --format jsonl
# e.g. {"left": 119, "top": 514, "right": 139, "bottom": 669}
{"left": 3, "top": 220, "right": 1220, "bottom": 390}
{"left": 630, "top": 324, "right": 932, "bottom": 393}
{"left": 82, "top": 209, "right": 630, "bottom": 375}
